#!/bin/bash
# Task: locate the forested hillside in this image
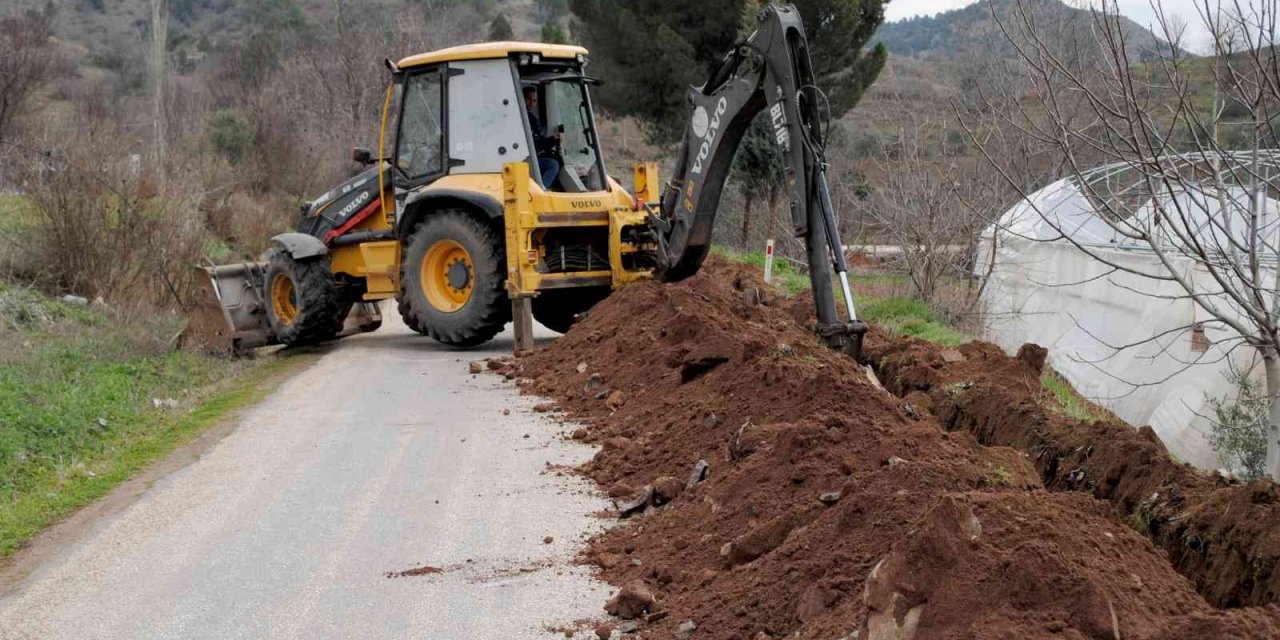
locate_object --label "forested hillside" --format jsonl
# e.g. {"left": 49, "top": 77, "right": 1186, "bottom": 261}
{"left": 876, "top": 0, "right": 1185, "bottom": 62}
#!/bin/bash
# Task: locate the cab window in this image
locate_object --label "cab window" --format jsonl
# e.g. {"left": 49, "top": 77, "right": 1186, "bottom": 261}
{"left": 396, "top": 69, "right": 445, "bottom": 181}
{"left": 545, "top": 79, "right": 604, "bottom": 191}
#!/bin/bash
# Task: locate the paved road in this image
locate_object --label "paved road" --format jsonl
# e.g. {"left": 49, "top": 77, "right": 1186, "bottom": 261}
{"left": 0, "top": 315, "right": 611, "bottom": 639}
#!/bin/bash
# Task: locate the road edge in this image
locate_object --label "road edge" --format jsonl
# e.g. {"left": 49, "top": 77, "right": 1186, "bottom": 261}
{"left": 0, "top": 351, "right": 320, "bottom": 596}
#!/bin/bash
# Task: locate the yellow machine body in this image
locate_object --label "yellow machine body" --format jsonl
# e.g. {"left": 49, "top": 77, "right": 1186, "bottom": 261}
{"left": 204, "top": 41, "right": 659, "bottom": 351}
{"left": 332, "top": 42, "right": 657, "bottom": 309}
{"left": 324, "top": 169, "right": 656, "bottom": 302}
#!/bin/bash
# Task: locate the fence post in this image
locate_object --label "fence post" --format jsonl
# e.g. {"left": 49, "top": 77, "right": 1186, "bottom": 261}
{"left": 763, "top": 239, "right": 776, "bottom": 284}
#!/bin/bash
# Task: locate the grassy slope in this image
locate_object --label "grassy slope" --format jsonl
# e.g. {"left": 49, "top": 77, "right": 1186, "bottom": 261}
{"left": 0, "top": 285, "right": 297, "bottom": 556}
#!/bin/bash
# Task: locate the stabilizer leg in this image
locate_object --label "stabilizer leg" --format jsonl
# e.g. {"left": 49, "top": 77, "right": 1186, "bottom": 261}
{"left": 511, "top": 294, "right": 535, "bottom": 354}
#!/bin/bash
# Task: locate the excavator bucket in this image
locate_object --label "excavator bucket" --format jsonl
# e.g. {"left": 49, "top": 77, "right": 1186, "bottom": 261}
{"left": 200, "top": 262, "right": 275, "bottom": 352}
{"left": 186, "top": 262, "right": 384, "bottom": 354}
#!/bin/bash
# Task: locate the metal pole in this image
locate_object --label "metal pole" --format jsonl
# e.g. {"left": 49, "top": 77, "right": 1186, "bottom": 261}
{"left": 806, "top": 196, "right": 839, "bottom": 329}
{"left": 816, "top": 167, "right": 859, "bottom": 322}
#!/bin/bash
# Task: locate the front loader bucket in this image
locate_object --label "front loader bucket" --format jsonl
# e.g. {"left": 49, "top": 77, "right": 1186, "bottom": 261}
{"left": 192, "top": 262, "right": 275, "bottom": 353}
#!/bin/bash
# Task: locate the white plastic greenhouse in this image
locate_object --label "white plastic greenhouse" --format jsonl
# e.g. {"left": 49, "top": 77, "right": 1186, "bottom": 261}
{"left": 978, "top": 153, "right": 1280, "bottom": 469}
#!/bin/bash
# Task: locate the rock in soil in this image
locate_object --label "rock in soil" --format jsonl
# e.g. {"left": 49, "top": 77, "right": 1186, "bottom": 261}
{"left": 584, "top": 373, "right": 606, "bottom": 395}
{"left": 616, "top": 486, "right": 652, "bottom": 518}
{"left": 604, "top": 581, "right": 655, "bottom": 620}
{"left": 651, "top": 476, "right": 683, "bottom": 505}
{"left": 720, "top": 510, "right": 810, "bottom": 567}
{"left": 606, "top": 389, "right": 626, "bottom": 409}
{"left": 675, "top": 620, "right": 697, "bottom": 640}
{"left": 686, "top": 459, "right": 710, "bottom": 490}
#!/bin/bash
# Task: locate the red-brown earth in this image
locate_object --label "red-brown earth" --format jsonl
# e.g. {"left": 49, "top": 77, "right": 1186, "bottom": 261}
{"left": 493, "top": 257, "right": 1280, "bottom": 639}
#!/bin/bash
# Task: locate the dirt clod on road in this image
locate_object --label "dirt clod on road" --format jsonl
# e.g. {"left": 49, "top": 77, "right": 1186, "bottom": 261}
{"left": 497, "top": 257, "right": 1280, "bottom": 639}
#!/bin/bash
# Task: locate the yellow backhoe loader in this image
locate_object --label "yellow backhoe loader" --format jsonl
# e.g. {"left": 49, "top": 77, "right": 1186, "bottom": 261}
{"left": 205, "top": 4, "right": 867, "bottom": 359}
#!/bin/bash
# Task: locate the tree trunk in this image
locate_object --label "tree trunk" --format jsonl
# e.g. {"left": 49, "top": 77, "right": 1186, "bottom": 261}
{"left": 1265, "top": 351, "right": 1280, "bottom": 480}
{"left": 766, "top": 184, "right": 780, "bottom": 236}
{"left": 740, "top": 192, "right": 754, "bottom": 250}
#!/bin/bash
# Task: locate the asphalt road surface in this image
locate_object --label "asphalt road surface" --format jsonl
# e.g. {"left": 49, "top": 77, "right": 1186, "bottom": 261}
{"left": 0, "top": 314, "right": 611, "bottom": 639}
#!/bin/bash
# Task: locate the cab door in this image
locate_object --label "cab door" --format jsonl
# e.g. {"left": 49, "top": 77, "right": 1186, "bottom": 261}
{"left": 392, "top": 66, "right": 447, "bottom": 189}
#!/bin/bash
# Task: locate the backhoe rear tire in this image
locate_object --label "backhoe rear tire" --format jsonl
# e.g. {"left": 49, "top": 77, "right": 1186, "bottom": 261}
{"left": 400, "top": 209, "right": 509, "bottom": 347}
{"left": 532, "top": 287, "right": 610, "bottom": 334}
{"left": 264, "top": 248, "right": 345, "bottom": 346}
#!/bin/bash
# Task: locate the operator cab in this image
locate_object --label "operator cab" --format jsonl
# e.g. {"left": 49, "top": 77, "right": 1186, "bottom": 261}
{"left": 383, "top": 43, "right": 608, "bottom": 198}
{"left": 518, "top": 65, "right": 607, "bottom": 193}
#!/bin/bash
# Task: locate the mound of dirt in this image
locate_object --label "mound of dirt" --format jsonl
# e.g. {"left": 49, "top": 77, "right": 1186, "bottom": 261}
{"left": 500, "top": 256, "right": 1280, "bottom": 638}
{"left": 870, "top": 335, "right": 1280, "bottom": 609}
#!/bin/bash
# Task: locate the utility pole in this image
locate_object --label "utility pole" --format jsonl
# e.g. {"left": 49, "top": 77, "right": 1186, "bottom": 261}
{"left": 150, "top": 0, "right": 168, "bottom": 173}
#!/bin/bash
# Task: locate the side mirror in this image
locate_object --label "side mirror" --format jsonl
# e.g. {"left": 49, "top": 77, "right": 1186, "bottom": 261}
{"left": 351, "top": 147, "right": 375, "bottom": 165}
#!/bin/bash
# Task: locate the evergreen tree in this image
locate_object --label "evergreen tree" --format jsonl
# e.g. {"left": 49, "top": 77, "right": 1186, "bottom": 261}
{"left": 541, "top": 21, "right": 569, "bottom": 44}
{"left": 537, "top": 0, "right": 569, "bottom": 20}
{"left": 488, "top": 13, "right": 514, "bottom": 40}
{"left": 568, "top": 0, "right": 739, "bottom": 141}
{"left": 570, "top": 0, "right": 887, "bottom": 143}
{"left": 571, "top": 0, "right": 886, "bottom": 246}
{"left": 732, "top": 0, "right": 887, "bottom": 247}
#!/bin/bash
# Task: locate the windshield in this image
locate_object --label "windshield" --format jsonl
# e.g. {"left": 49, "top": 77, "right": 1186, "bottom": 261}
{"left": 543, "top": 79, "right": 605, "bottom": 192}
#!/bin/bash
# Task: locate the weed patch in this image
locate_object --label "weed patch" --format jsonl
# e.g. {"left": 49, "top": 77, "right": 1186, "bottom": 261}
{"left": 0, "top": 286, "right": 293, "bottom": 556}
{"left": 714, "top": 246, "right": 972, "bottom": 346}
{"left": 1040, "top": 369, "right": 1113, "bottom": 423}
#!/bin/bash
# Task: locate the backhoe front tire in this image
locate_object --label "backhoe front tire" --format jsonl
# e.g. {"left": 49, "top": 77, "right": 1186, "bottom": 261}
{"left": 401, "top": 210, "right": 509, "bottom": 347}
{"left": 397, "top": 296, "right": 428, "bottom": 335}
{"left": 264, "top": 249, "right": 345, "bottom": 346}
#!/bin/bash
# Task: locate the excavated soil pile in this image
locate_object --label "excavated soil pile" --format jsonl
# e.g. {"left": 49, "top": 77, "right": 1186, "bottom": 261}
{"left": 498, "top": 257, "right": 1280, "bottom": 639}
{"left": 870, "top": 337, "right": 1280, "bottom": 610}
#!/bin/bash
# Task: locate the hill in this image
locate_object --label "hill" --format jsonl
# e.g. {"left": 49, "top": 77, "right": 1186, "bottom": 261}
{"left": 8, "top": 0, "right": 545, "bottom": 75}
{"left": 876, "top": 0, "right": 1186, "bottom": 64}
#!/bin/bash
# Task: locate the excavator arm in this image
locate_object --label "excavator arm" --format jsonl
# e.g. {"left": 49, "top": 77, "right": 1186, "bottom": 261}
{"left": 647, "top": 3, "right": 867, "bottom": 359}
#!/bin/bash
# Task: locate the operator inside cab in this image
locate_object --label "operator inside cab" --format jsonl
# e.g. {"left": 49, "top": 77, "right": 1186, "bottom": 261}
{"left": 523, "top": 85, "right": 564, "bottom": 190}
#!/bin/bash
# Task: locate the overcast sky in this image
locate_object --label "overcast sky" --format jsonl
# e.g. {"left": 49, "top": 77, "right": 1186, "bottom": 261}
{"left": 885, "top": 1, "right": 1223, "bottom": 51}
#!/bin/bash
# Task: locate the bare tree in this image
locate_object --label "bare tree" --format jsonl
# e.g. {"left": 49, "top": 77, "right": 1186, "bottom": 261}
{"left": 0, "top": 2, "right": 62, "bottom": 146}
{"left": 974, "top": 0, "right": 1280, "bottom": 478}
{"left": 848, "top": 115, "right": 999, "bottom": 317}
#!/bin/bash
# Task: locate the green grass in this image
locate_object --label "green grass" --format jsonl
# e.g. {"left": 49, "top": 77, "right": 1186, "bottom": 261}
{"left": 714, "top": 246, "right": 971, "bottom": 346}
{"left": 0, "top": 283, "right": 295, "bottom": 556}
{"left": 0, "top": 194, "right": 38, "bottom": 233}
{"left": 859, "top": 297, "right": 971, "bottom": 347}
{"left": 1040, "top": 369, "right": 1112, "bottom": 423}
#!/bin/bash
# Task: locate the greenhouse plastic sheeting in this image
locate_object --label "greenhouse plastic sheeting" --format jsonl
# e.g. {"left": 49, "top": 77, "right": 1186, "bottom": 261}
{"left": 978, "top": 178, "right": 1280, "bottom": 470}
